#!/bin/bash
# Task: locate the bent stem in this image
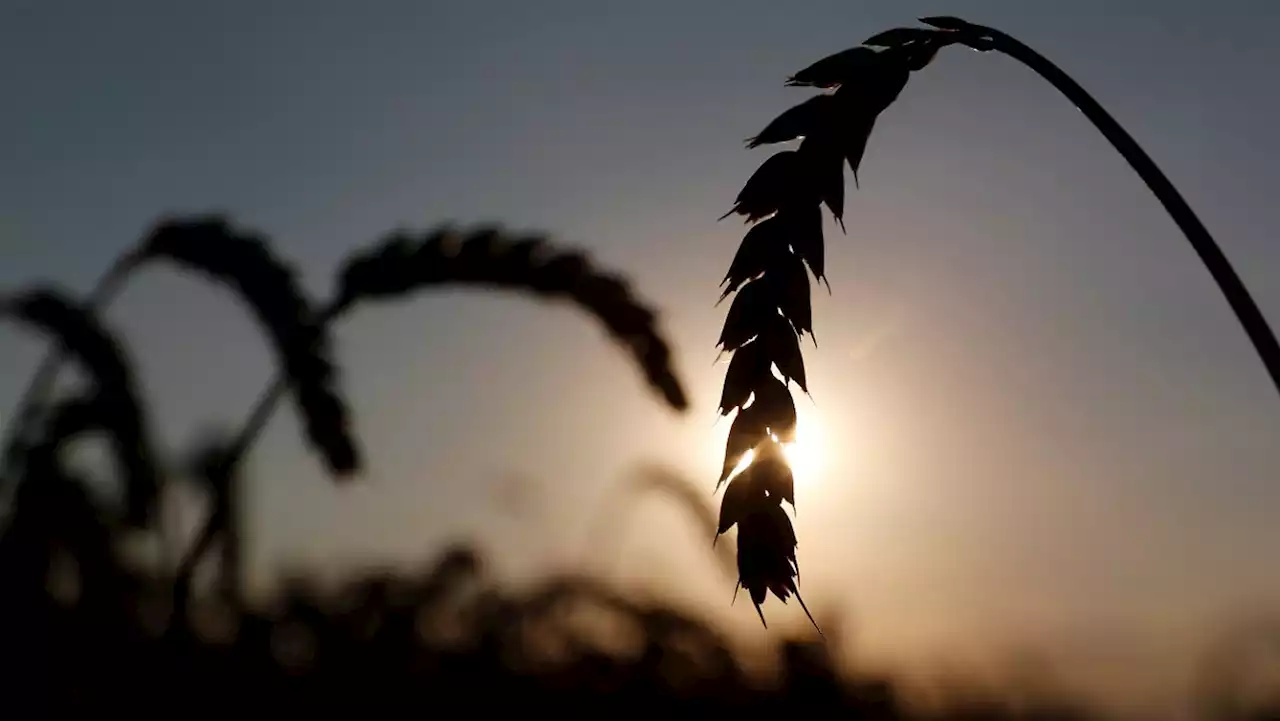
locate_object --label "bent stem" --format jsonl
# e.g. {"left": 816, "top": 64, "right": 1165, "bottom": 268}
{"left": 947, "top": 18, "right": 1280, "bottom": 399}
{"left": 0, "top": 256, "right": 138, "bottom": 477}
{"left": 0, "top": 256, "right": 148, "bottom": 538}
{"left": 171, "top": 304, "right": 338, "bottom": 611}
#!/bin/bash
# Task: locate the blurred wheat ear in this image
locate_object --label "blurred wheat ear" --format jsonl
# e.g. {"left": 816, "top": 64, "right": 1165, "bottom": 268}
{"left": 1, "top": 217, "right": 362, "bottom": 492}
{"left": 130, "top": 217, "right": 361, "bottom": 478}
{"left": 331, "top": 226, "right": 687, "bottom": 410}
{"left": 0, "top": 287, "right": 160, "bottom": 527}
{"left": 5, "top": 394, "right": 128, "bottom": 602}
{"left": 170, "top": 222, "right": 689, "bottom": 602}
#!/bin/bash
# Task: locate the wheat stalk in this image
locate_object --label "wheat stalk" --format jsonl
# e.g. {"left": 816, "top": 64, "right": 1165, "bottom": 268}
{"left": 716, "top": 16, "right": 1280, "bottom": 629}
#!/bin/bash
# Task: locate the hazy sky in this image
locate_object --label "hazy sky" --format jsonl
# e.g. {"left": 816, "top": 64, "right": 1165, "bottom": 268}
{"left": 4, "top": 0, "right": 1279, "bottom": 710}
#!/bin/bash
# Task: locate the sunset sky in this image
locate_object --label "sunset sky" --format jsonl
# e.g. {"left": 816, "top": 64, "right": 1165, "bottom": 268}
{"left": 4, "top": 1, "right": 1279, "bottom": 710}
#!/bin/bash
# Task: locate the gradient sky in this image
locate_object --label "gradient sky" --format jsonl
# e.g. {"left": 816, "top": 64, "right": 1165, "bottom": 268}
{"left": 4, "top": 0, "right": 1280, "bottom": 711}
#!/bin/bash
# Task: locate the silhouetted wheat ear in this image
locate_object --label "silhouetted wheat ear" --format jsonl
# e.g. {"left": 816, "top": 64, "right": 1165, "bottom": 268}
{"left": 331, "top": 226, "right": 688, "bottom": 411}
{"left": 131, "top": 216, "right": 361, "bottom": 478}
{"left": 714, "top": 31, "right": 943, "bottom": 630}
{"left": 0, "top": 287, "right": 159, "bottom": 526}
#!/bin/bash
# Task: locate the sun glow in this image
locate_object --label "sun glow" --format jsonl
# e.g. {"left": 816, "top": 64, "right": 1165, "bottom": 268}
{"left": 728, "top": 449, "right": 757, "bottom": 481}
{"left": 723, "top": 422, "right": 826, "bottom": 491}
{"left": 777, "top": 429, "right": 823, "bottom": 484}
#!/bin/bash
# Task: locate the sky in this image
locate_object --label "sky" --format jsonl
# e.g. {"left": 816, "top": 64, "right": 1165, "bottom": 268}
{"left": 4, "top": 0, "right": 1280, "bottom": 712}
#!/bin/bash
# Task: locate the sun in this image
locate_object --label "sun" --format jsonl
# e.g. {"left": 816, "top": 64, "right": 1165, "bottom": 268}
{"left": 775, "top": 428, "right": 823, "bottom": 484}
{"left": 723, "top": 423, "right": 826, "bottom": 491}
{"left": 718, "top": 398, "right": 829, "bottom": 495}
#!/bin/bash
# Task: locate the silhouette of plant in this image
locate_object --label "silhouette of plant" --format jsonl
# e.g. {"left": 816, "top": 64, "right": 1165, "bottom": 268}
{"left": 0, "top": 218, "right": 357, "bottom": 489}
{"left": 165, "top": 222, "right": 690, "bottom": 599}
{"left": 133, "top": 219, "right": 362, "bottom": 477}
{"left": 0, "top": 258, "right": 135, "bottom": 484}
{"left": 4, "top": 16, "right": 1277, "bottom": 712}
{"left": 714, "top": 14, "right": 1280, "bottom": 628}
{"left": 1, "top": 215, "right": 689, "bottom": 623}
{"left": 0, "top": 287, "right": 160, "bottom": 527}
{"left": 331, "top": 225, "right": 686, "bottom": 410}
{"left": 0, "top": 273, "right": 1270, "bottom": 717}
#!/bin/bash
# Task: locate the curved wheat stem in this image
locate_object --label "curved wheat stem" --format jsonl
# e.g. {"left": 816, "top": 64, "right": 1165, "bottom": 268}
{"left": 716, "top": 17, "right": 1278, "bottom": 629}
{"left": 914, "top": 16, "right": 1280, "bottom": 399}
{"left": 0, "top": 260, "right": 134, "bottom": 482}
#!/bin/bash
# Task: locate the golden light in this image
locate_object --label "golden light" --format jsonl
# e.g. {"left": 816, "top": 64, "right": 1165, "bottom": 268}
{"left": 726, "top": 448, "right": 756, "bottom": 482}
{"left": 775, "top": 428, "right": 823, "bottom": 486}
{"left": 721, "top": 423, "right": 825, "bottom": 492}
{"left": 715, "top": 385, "right": 831, "bottom": 493}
